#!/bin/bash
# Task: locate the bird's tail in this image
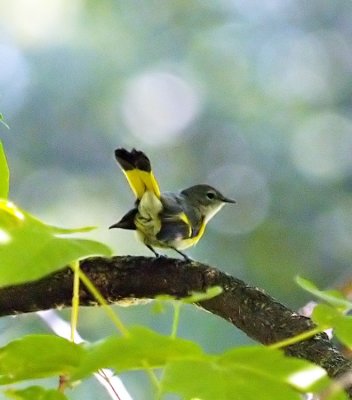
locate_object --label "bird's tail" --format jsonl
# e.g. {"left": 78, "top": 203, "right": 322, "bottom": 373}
{"left": 114, "top": 148, "right": 161, "bottom": 199}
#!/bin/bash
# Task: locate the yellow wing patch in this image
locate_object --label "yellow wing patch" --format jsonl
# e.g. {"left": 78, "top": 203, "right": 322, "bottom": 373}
{"left": 178, "top": 212, "right": 192, "bottom": 237}
{"left": 173, "top": 218, "right": 206, "bottom": 250}
{"left": 192, "top": 218, "right": 206, "bottom": 244}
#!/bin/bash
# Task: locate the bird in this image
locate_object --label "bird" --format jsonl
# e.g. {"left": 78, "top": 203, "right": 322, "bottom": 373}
{"left": 109, "top": 148, "right": 236, "bottom": 260}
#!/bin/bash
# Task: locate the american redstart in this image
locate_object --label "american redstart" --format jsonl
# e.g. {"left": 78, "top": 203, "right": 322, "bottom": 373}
{"left": 109, "top": 148, "right": 236, "bottom": 260}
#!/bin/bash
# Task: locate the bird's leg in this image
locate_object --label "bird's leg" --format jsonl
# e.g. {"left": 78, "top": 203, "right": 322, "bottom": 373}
{"left": 172, "top": 248, "right": 192, "bottom": 261}
{"left": 146, "top": 244, "right": 191, "bottom": 261}
{"left": 146, "top": 244, "right": 163, "bottom": 258}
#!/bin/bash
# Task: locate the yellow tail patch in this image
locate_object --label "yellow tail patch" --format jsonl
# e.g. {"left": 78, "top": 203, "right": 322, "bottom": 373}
{"left": 122, "top": 169, "right": 161, "bottom": 200}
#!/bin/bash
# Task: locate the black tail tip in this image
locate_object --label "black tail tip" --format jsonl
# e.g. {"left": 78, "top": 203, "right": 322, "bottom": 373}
{"left": 114, "top": 148, "right": 134, "bottom": 161}
{"left": 114, "top": 147, "right": 151, "bottom": 172}
{"left": 114, "top": 148, "right": 137, "bottom": 170}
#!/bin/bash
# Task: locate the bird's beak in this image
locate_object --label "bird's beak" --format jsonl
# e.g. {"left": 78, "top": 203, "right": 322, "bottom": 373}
{"left": 221, "top": 196, "right": 236, "bottom": 204}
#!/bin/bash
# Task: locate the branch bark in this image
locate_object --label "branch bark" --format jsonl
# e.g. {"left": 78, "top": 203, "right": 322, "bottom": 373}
{"left": 0, "top": 256, "right": 351, "bottom": 396}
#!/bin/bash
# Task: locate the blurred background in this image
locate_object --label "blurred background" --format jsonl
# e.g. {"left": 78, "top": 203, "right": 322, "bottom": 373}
{"left": 1, "top": 0, "right": 352, "bottom": 398}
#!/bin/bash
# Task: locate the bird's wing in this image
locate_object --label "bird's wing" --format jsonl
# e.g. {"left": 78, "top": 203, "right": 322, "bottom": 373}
{"left": 156, "top": 218, "right": 192, "bottom": 243}
{"left": 156, "top": 193, "right": 197, "bottom": 242}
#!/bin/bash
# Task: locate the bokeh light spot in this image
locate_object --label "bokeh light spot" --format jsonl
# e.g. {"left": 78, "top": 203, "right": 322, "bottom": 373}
{"left": 257, "top": 33, "right": 331, "bottom": 104}
{"left": 0, "top": 229, "right": 11, "bottom": 245}
{"left": 0, "top": 200, "right": 25, "bottom": 221}
{"left": 291, "top": 113, "right": 352, "bottom": 181}
{"left": 1, "top": 0, "right": 80, "bottom": 46}
{"left": 121, "top": 71, "right": 201, "bottom": 145}
{"left": 288, "top": 366, "right": 326, "bottom": 389}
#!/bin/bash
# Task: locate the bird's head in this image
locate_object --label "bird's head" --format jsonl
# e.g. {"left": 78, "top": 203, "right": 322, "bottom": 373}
{"left": 181, "top": 184, "right": 236, "bottom": 223}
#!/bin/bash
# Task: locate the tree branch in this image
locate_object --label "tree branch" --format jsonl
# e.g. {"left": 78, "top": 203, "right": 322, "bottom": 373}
{"left": 0, "top": 256, "right": 351, "bottom": 396}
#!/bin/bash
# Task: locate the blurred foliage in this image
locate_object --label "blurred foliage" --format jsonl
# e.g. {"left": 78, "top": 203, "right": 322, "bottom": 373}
{"left": 1, "top": 0, "right": 352, "bottom": 398}
{"left": 0, "top": 198, "right": 111, "bottom": 286}
{"left": 0, "top": 329, "right": 344, "bottom": 400}
{"left": 5, "top": 386, "right": 68, "bottom": 400}
{"left": 0, "top": 142, "right": 9, "bottom": 198}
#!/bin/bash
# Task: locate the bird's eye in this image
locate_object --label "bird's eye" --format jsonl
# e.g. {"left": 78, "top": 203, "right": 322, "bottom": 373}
{"left": 206, "top": 191, "right": 216, "bottom": 200}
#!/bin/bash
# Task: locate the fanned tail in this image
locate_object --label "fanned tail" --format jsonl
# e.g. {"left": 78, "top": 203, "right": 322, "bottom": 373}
{"left": 114, "top": 148, "right": 161, "bottom": 199}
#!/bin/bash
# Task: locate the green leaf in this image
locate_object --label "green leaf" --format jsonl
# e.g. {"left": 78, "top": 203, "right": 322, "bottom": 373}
{"left": 0, "top": 335, "right": 84, "bottom": 384}
{"left": 0, "top": 141, "right": 9, "bottom": 199}
{"left": 219, "top": 347, "right": 326, "bottom": 391}
{"left": 0, "top": 199, "right": 111, "bottom": 286}
{"left": 181, "top": 286, "right": 223, "bottom": 303}
{"left": 312, "top": 304, "right": 352, "bottom": 348}
{"left": 45, "top": 224, "right": 97, "bottom": 234}
{"left": 5, "top": 386, "right": 67, "bottom": 400}
{"left": 296, "top": 276, "right": 352, "bottom": 311}
{"left": 162, "top": 347, "right": 327, "bottom": 400}
{"left": 71, "top": 326, "right": 205, "bottom": 381}
{"left": 334, "top": 316, "right": 352, "bottom": 348}
{"left": 311, "top": 304, "right": 341, "bottom": 327}
{"left": 151, "top": 298, "right": 167, "bottom": 314}
{"left": 152, "top": 286, "right": 223, "bottom": 313}
{"left": 163, "top": 360, "right": 302, "bottom": 400}
{"left": 154, "top": 286, "right": 223, "bottom": 304}
{"left": 0, "top": 114, "right": 10, "bottom": 129}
